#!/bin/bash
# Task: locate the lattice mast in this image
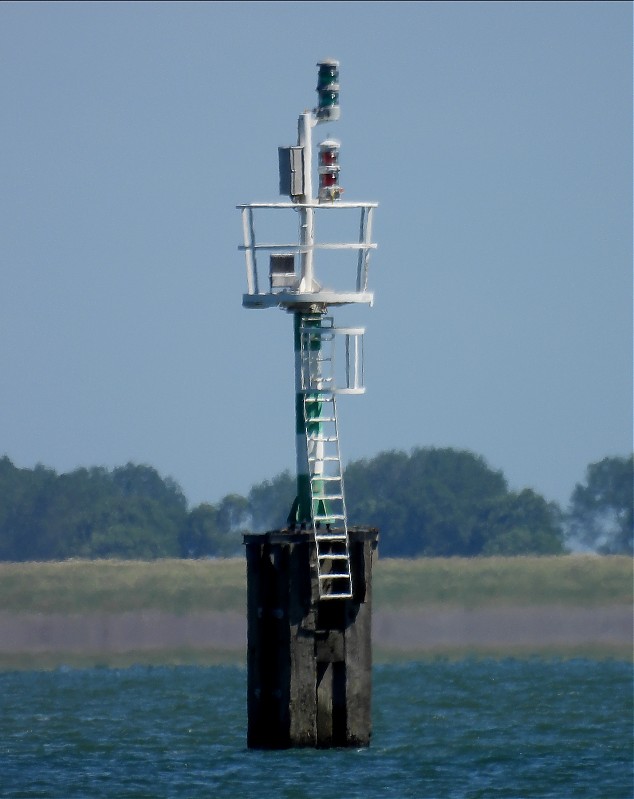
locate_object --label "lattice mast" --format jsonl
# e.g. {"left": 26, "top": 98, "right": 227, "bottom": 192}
{"left": 238, "top": 60, "right": 378, "bottom": 599}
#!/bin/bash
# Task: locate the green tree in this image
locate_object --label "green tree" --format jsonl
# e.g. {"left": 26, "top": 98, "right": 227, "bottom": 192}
{"left": 567, "top": 455, "right": 633, "bottom": 554}
{"left": 180, "top": 503, "right": 222, "bottom": 558}
{"left": 87, "top": 495, "right": 181, "bottom": 559}
{"left": 0, "top": 461, "right": 59, "bottom": 561}
{"left": 345, "top": 447, "right": 510, "bottom": 557}
{"left": 112, "top": 463, "right": 187, "bottom": 511}
{"left": 36, "top": 467, "right": 112, "bottom": 559}
{"left": 0, "top": 458, "right": 188, "bottom": 561}
{"left": 216, "top": 493, "right": 249, "bottom": 532}
{"left": 0, "top": 449, "right": 571, "bottom": 561}
{"left": 0, "top": 456, "right": 31, "bottom": 559}
{"left": 247, "top": 470, "right": 295, "bottom": 531}
{"left": 478, "top": 489, "right": 564, "bottom": 555}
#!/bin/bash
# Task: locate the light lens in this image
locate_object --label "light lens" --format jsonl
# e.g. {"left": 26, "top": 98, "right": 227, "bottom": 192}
{"left": 320, "top": 150, "right": 338, "bottom": 166}
{"left": 317, "top": 64, "right": 339, "bottom": 88}
{"left": 318, "top": 90, "right": 339, "bottom": 109}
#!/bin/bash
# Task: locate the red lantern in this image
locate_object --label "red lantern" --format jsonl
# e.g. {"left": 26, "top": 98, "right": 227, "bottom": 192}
{"left": 318, "top": 139, "right": 343, "bottom": 202}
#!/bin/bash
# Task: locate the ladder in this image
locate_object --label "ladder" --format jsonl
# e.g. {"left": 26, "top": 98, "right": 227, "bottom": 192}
{"left": 301, "top": 320, "right": 353, "bottom": 600}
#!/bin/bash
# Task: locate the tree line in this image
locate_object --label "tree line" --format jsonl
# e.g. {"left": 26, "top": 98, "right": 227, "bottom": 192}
{"left": 0, "top": 449, "right": 630, "bottom": 562}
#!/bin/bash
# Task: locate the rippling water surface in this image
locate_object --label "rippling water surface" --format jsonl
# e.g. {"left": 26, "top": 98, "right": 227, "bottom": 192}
{"left": 1, "top": 660, "right": 631, "bottom": 798}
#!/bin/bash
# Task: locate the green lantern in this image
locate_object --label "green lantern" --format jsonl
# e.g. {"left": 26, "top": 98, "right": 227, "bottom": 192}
{"left": 316, "top": 59, "right": 340, "bottom": 122}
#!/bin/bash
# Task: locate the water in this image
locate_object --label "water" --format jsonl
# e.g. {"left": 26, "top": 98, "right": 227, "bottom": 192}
{"left": 1, "top": 660, "right": 631, "bottom": 799}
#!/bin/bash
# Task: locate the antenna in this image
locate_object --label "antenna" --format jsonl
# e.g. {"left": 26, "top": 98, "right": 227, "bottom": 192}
{"left": 237, "top": 60, "right": 378, "bottom": 600}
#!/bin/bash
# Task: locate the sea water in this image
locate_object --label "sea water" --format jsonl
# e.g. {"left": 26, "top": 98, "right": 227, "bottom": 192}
{"left": 1, "top": 660, "right": 631, "bottom": 799}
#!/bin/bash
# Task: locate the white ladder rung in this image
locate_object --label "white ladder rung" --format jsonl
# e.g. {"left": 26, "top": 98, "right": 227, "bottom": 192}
{"left": 320, "top": 593, "right": 353, "bottom": 600}
{"left": 316, "top": 535, "right": 347, "bottom": 544}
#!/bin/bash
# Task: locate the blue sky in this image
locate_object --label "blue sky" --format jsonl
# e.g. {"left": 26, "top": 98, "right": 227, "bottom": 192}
{"left": 0, "top": 1, "right": 631, "bottom": 509}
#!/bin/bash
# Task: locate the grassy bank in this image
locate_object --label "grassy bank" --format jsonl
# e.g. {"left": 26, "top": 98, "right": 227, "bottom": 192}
{"left": 374, "top": 555, "right": 632, "bottom": 608}
{"left": 0, "top": 558, "right": 245, "bottom": 615}
{"left": 0, "top": 555, "right": 630, "bottom": 614}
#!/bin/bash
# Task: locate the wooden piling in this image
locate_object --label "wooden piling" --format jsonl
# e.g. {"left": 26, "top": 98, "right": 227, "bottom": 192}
{"left": 244, "top": 527, "right": 378, "bottom": 749}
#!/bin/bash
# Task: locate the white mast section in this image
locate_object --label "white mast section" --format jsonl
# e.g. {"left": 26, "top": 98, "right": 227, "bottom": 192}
{"left": 298, "top": 112, "right": 316, "bottom": 293}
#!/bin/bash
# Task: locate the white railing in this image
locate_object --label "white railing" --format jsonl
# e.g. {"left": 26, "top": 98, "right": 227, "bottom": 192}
{"left": 238, "top": 202, "right": 377, "bottom": 307}
{"left": 300, "top": 318, "right": 365, "bottom": 395}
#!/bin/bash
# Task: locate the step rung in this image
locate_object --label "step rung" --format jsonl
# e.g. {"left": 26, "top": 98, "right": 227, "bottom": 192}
{"left": 307, "top": 435, "right": 338, "bottom": 442}
{"left": 306, "top": 417, "right": 336, "bottom": 423}
{"left": 313, "top": 513, "right": 345, "bottom": 535}
{"left": 315, "top": 532, "right": 348, "bottom": 541}
{"left": 308, "top": 456, "right": 340, "bottom": 462}
{"left": 310, "top": 476, "right": 341, "bottom": 482}
{"left": 304, "top": 396, "right": 334, "bottom": 402}
{"left": 313, "top": 513, "right": 346, "bottom": 522}
{"left": 319, "top": 592, "right": 353, "bottom": 600}
{"left": 315, "top": 525, "right": 346, "bottom": 531}
{"left": 316, "top": 537, "right": 347, "bottom": 545}
{"left": 319, "top": 573, "right": 351, "bottom": 581}
{"left": 318, "top": 554, "right": 349, "bottom": 561}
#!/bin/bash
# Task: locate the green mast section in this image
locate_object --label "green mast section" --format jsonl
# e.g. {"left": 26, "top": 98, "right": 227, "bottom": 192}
{"left": 288, "top": 312, "right": 330, "bottom": 528}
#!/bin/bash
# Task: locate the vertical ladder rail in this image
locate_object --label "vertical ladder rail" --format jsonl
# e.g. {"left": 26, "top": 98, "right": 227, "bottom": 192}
{"left": 301, "top": 318, "right": 353, "bottom": 600}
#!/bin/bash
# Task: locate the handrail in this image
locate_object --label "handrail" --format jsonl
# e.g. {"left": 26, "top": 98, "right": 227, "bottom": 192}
{"left": 239, "top": 243, "right": 377, "bottom": 251}
{"left": 236, "top": 201, "right": 378, "bottom": 210}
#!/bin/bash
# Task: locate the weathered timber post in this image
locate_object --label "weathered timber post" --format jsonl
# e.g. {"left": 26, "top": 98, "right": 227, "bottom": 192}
{"left": 244, "top": 527, "right": 378, "bottom": 748}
